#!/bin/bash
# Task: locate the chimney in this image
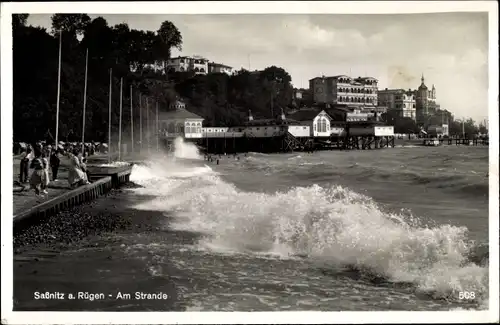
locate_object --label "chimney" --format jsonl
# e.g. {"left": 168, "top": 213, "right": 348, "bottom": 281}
{"left": 248, "top": 109, "right": 253, "bottom": 121}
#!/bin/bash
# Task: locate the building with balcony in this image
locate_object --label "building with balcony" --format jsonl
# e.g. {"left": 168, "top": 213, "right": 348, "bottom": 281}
{"left": 208, "top": 62, "right": 233, "bottom": 75}
{"left": 309, "top": 75, "right": 378, "bottom": 109}
{"left": 166, "top": 56, "right": 209, "bottom": 75}
{"left": 158, "top": 100, "right": 204, "bottom": 139}
{"left": 378, "top": 88, "right": 417, "bottom": 120}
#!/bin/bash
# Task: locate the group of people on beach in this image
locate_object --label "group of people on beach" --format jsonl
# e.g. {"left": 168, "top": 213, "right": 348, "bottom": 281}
{"left": 18, "top": 142, "right": 94, "bottom": 196}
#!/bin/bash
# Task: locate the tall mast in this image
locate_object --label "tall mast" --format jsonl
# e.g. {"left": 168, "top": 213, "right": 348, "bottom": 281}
{"left": 108, "top": 68, "right": 112, "bottom": 163}
{"left": 156, "top": 100, "right": 159, "bottom": 151}
{"left": 130, "top": 85, "right": 134, "bottom": 154}
{"left": 81, "top": 48, "right": 89, "bottom": 154}
{"left": 139, "top": 93, "right": 143, "bottom": 153}
{"left": 118, "top": 78, "right": 123, "bottom": 160}
{"left": 55, "top": 29, "right": 62, "bottom": 146}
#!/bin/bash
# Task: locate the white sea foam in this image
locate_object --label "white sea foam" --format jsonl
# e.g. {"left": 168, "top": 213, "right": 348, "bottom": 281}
{"left": 97, "top": 161, "right": 131, "bottom": 167}
{"left": 173, "top": 137, "right": 202, "bottom": 160}
{"left": 127, "top": 153, "right": 489, "bottom": 307}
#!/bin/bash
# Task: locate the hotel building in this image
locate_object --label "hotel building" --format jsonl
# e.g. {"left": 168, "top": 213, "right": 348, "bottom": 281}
{"left": 378, "top": 88, "right": 417, "bottom": 120}
{"left": 208, "top": 62, "right": 233, "bottom": 75}
{"left": 309, "top": 75, "right": 378, "bottom": 109}
{"left": 166, "top": 56, "right": 209, "bottom": 75}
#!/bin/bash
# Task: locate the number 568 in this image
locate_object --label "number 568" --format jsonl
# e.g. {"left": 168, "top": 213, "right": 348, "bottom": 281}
{"left": 459, "top": 291, "right": 476, "bottom": 300}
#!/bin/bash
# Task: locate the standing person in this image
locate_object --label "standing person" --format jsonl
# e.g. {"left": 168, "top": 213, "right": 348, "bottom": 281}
{"left": 50, "top": 149, "right": 61, "bottom": 181}
{"left": 40, "top": 151, "right": 50, "bottom": 194}
{"left": 19, "top": 147, "right": 32, "bottom": 183}
{"left": 79, "top": 152, "right": 92, "bottom": 183}
{"left": 29, "top": 145, "right": 47, "bottom": 196}
{"left": 66, "top": 149, "right": 89, "bottom": 188}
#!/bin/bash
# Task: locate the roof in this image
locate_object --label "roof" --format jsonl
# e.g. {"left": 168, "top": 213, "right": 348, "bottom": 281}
{"left": 244, "top": 118, "right": 306, "bottom": 126}
{"left": 330, "top": 75, "right": 351, "bottom": 79}
{"left": 209, "top": 62, "right": 232, "bottom": 69}
{"left": 327, "top": 105, "right": 351, "bottom": 113}
{"left": 355, "top": 77, "right": 378, "bottom": 81}
{"left": 287, "top": 108, "right": 331, "bottom": 121}
{"left": 347, "top": 120, "right": 385, "bottom": 126}
{"left": 170, "top": 56, "right": 208, "bottom": 62}
{"left": 160, "top": 107, "right": 204, "bottom": 120}
{"left": 170, "top": 100, "right": 185, "bottom": 107}
{"left": 379, "top": 88, "right": 404, "bottom": 92}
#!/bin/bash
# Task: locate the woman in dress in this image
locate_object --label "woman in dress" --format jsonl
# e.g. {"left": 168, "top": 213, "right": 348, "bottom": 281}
{"left": 66, "top": 149, "right": 89, "bottom": 188}
{"left": 79, "top": 151, "right": 92, "bottom": 183}
{"left": 29, "top": 145, "right": 47, "bottom": 196}
{"left": 40, "top": 151, "right": 50, "bottom": 193}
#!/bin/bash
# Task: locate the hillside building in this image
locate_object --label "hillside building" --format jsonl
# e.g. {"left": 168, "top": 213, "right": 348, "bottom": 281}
{"left": 378, "top": 88, "right": 417, "bottom": 120}
{"left": 309, "top": 75, "right": 378, "bottom": 109}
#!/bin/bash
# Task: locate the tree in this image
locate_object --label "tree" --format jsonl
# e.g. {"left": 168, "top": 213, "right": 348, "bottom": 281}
{"left": 156, "top": 20, "right": 183, "bottom": 75}
{"left": 82, "top": 17, "right": 114, "bottom": 59}
{"left": 478, "top": 121, "right": 488, "bottom": 135}
{"left": 51, "top": 14, "right": 91, "bottom": 35}
{"left": 12, "top": 14, "right": 29, "bottom": 30}
{"left": 258, "top": 66, "right": 293, "bottom": 117}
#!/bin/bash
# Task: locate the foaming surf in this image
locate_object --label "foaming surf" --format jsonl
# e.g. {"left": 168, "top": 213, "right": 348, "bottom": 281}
{"left": 126, "top": 158, "right": 489, "bottom": 308}
{"left": 172, "top": 137, "right": 203, "bottom": 160}
{"left": 97, "top": 161, "right": 131, "bottom": 167}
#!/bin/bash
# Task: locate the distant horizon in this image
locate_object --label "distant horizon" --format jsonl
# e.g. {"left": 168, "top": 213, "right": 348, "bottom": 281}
{"left": 26, "top": 13, "right": 489, "bottom": 122}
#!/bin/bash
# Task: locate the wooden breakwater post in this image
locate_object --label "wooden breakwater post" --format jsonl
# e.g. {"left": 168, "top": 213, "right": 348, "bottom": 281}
{"left": 13, "top": 165, "right": 133, "bottom": 231}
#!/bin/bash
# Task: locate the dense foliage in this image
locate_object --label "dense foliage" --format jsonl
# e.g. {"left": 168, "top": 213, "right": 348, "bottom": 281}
{"left": 13, "top": 14, "right": 294, "bottom": 143}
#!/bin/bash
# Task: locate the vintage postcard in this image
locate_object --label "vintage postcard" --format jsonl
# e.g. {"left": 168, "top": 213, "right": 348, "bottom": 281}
{"left": 1, "top": 1, "right": 498, "bottom": 324}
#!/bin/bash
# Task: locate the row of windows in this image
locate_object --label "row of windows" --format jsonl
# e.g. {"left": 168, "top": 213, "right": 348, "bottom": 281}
{"left": 395, "top": 96, "right": 414, "bottom": 100}
{"left": 337, "top": 79, "right": 376, "bottom": 85}
{"left": 337, "top": 88, "right": 376, "bottom": 94}
{"left": 167, "top": 67, "right": 207, "bottom": 73}
{"left": 395, "top": 104, "right": 417, "bottom": 109}
{"left": 247, "top": 126, "right": 307, "bottom": 131}
{"left": 337, "top": 97, "right": 376, "bottom": 103}
{"left": 314, "top": 118, "right": 329, "bottom": 133}
{"left": 186, "top": 126, "right": 201, "bottom": 133}
{"left": 203, "top": 128, "right": 243, "bottom": 132}
{"left": 169, "top": 59, "right": 206, "bottom": 64}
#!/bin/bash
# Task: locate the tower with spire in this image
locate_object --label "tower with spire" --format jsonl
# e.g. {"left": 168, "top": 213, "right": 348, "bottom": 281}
{"left": 416, "top": 73, "right": 429, "bottom": 125}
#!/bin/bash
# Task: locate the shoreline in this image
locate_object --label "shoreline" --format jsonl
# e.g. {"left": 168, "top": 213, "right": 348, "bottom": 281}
{"left": 13, "top": 183, "right": 192, "bottom": 311}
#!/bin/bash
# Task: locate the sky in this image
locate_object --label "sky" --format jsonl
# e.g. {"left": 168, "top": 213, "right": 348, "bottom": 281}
{"left": 27, "top": 13, "right": 489, "bottom": 121}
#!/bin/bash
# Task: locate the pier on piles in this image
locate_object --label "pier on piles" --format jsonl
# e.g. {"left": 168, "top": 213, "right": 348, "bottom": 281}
{"left": 158, "top": 104, "right": 396, "bottom": 154}
{"left": 339, "top": 120, "right": 395, "bottom": 150}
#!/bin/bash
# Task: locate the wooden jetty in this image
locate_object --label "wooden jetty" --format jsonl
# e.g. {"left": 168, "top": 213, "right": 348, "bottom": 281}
{"left": 157, "top": 106, "right": 398, "bottom": 154}
{"left": 417, "top": 137, "right": 489, "bottom": 147}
